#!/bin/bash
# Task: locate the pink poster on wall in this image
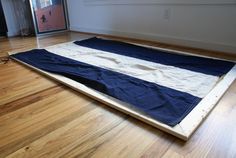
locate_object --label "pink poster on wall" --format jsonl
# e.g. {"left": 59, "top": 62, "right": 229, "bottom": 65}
{"left": 31, "top": 0, "right": 67, "bottom": 34}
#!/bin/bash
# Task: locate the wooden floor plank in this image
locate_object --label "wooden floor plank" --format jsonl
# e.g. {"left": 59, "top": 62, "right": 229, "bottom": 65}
{"left": 0, "top": 86, "right": 59, "bottom": 116}
{"left": 60, "top": 119, "right": 167, "bottom": 158}
{"left": 6, "top": 104, "right": 126, "bottom": 158}
{"left": 0, "top": 88, "right": 94, "bottom": 157}
{"left": 0, "top": 32, "right": 236, "bottom": 158}
{"left": 84, "top": 119, "right": 166, "bottom": 158}
{"left": 0, "top": 75, "right": 57, "bottom": 105}
{"left": 160, "top": 82, "right": 236, "bottom": 158}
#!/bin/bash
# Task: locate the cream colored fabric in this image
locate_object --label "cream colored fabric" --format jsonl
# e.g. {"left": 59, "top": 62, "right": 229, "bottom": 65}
{"left": 46, "top": 42, "right": 219, "bottom": 98}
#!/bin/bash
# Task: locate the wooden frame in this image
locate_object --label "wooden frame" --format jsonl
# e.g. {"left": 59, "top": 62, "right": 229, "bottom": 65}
{"left": 8, "top": 40, "right": 236, "bottom": 141}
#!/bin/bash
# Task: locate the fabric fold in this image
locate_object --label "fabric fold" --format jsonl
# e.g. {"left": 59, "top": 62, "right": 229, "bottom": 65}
{"left": 12, "top": 49, "right": 202, "bottom": 126}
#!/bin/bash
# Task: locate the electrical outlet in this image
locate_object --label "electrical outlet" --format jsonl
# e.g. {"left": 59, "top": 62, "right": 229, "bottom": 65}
{"left": 163, "top": 8, "right": 171, "bottom": 20}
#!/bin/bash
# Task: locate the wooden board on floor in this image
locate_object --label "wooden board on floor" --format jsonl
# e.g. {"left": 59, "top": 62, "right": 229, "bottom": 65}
{"left": 8, "top": 41, "right": 236, "bottom": 140}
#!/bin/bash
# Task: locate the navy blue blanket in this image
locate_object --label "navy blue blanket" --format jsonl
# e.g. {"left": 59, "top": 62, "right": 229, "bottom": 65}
{"left": 12, "top": 49, "right": 202, "bottom": 126}
{"left": 74, "top": 37, "right": 234, "bottom": 77}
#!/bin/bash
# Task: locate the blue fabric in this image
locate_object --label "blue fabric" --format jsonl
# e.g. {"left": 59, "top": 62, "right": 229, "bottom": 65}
{"left": 74, "top": 37, "right": 234, "bottom": 76}
{"left": 12, "top": 49, "right": 202, "bottom": 126}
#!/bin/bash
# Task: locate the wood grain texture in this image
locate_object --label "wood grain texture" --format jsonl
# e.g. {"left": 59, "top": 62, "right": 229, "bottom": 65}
{"left": 0, "top": 32, "right": 236, "bottom": 157}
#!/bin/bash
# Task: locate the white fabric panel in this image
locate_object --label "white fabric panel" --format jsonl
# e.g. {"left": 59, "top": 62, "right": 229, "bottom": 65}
{"left": 46, "top": 42, "right": 219, "bottom": 98}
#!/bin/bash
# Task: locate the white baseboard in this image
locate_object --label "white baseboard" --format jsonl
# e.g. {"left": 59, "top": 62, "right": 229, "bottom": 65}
{"left": 70, "top": 26, "right": 236, "bottom": 54}
{"left": 7, "top": 31, "right": 20, "bottom": 37}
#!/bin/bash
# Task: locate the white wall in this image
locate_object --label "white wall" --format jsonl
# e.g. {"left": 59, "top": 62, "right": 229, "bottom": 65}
{"left": 67, "top": 0, "right": 236, "bottom": 54}
{"left": 1, "top": 0, "right": 20, "bottom": 36}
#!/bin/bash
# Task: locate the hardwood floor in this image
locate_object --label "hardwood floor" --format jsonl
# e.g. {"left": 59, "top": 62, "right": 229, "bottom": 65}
{"left": 0, "top": 32, "right": 236, "bottom": 158}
